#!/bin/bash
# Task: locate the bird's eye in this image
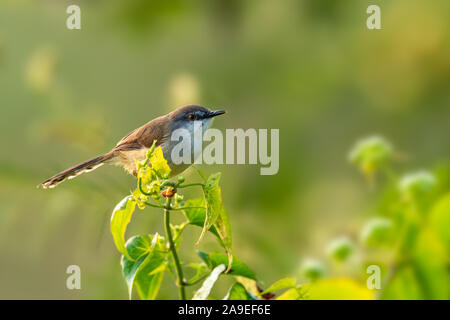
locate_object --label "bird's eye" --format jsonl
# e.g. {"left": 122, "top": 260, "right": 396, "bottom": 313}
{"left": 188, "top": 113, "right": 198, "bottom": 121}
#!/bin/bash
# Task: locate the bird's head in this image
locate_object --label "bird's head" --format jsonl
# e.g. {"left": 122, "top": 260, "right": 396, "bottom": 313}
{"left": 168, "top": 105, "right": 226, "bottom": 133}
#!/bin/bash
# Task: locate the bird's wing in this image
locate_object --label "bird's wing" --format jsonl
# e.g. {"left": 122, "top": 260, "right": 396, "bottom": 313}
{"left": 113, "top": 115, "right": 170, "bottom": 152}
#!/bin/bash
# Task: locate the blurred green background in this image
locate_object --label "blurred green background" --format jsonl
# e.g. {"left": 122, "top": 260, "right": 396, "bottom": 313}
{"left": 0, "top": 0, "right": 449, "bottom": 299}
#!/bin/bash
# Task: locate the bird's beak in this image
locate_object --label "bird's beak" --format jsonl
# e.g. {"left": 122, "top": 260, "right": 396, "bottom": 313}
{"left": 207, "top": 110, "right": 226, "bottom": 118}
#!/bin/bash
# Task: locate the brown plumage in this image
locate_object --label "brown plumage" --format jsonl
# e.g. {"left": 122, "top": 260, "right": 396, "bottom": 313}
{"left": 40, "top": 110, "right": 171, "bottom": 189}
{"left": 39, "top": 105, "right": 222, "bottom": 189}
{"left": 39, "top": 153, "right": 116, "bottom": 189}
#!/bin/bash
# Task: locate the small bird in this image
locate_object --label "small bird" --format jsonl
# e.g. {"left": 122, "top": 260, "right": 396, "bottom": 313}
{"left": 40, "top": 105, "right": 226, "bottom": 189}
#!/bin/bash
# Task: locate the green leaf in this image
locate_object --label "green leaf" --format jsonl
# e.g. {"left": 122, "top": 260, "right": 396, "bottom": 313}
{"left": 198, "top": 173, "right": 233, "bottom": 268}
{"left": 121, "top": 234, "right": 167, "bottom": 300}
{"left": 197, "top": 251, "right": 257, "bottom": 280}
{"left": 111, "top": 195, "right": 136, "bottom": 260}
{"left": 259, "top": 277, "right": 297, "bottom": 296}
{"left": 429, "top": 193, "right": 450, "bottom": 250}
{"left": 225, "top": 282, "right": 258, "bottom": 300}
{"left": 411, "top": 228, "right": 449, "bottom": 299}
{"left": 192, "top": 264, "right": 226, "bottom": 300}
{"left": 197, "top": 173, "right": 222, "bottom": 244}
{"left": 382, "top": 266, "right": 423, "bottom": 300}
{"left": 214, "top": 204, "right": 233, "bottom": 257}
{"left": 182, "top": 198, "right": 221, "bottom": 239}
{"left": 234, "top": 276, "right": 260, "bottom": 297}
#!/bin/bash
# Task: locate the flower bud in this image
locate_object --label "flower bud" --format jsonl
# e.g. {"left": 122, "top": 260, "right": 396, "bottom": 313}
{"left": 175, "top": 193, "right": 184, "bottom": 204}
{"left": 361, "top": 217, "right": 393, "bottom": 247}
{"left": 349, "top": 136, "right": 392, "bottom": 177}
{"left": 399, "top": 171, "right": 436, "bottom": 197}
{"left": 326, "top": 236, "right": 354, "bottom": 262}
{"left": 299, "top": 258, "right": 326, "bottom": 281}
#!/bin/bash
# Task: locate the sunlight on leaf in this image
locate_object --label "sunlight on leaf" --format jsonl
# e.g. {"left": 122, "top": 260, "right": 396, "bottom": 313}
{"left": 382, "top": 267, "right": 423, "bottom": 300}
{"left": 259, "top": 277, "right": 296, "bottom": 296}
{"left": 150, "top": 146, "right": 171, "bottom": 177}
{"left": 234, "top": 277, "right": 260, "bottom": 297}
{"left": 198, "top": 173, "right": 233, "bottom": 269}
{"left": 429, "top": 193, "right": 450, "bottom": 250}
{"left": 110, "top": 195, "right": 136, "bottom": 260}
{"left": 411, "top": 228, "right": 448, "bottom": 299}
{"left": 121, "top": 234, "right": 167, "bottom": 300}
{"left": 225, "top": 282, "right": 258, "bottom": 300}
{"left": 197, "top": 251, "right": 257, "bottom": 280}
{"left": 192, "top": 264, "right": 226, "bottom": 300}
{"left": 197, "top": 173, "right": 222, "bottom": 244}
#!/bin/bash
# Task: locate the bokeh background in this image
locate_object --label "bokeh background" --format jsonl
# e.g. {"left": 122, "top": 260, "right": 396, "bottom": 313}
{"left": 0, "top": 0, "right": 449, "bottom": 299}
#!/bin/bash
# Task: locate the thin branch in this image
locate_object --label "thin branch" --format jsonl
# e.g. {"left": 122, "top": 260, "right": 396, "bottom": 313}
{"left": 177, "top": 183, "right": 205, "bottom": 189}
{"left": 170, "top": 206, "right": 206, "bottom": 211}
{"left": 185, "top": 274, "right": 208, "bottom": 287}
{"left": 138, "top": 178, "right": 152, "bottom": 196}
{"left": 144, "top": 202, "right": 165, "bottom": 209}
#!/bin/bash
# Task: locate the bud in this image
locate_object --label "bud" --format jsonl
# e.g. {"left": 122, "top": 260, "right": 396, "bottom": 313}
{"left": 174, "top": 193, "right": 184, "bottom": 204}
{"left": 299, "top": 258, "right": 326, "bottom": 281}
{"left": 399, "top": 171, "right": 436, "bottom": 197}
{"left": 135, "top": 160, "right": 143, "bottom": 171}
{"left": 361, "top": 217, "right": 393, "bottom": 247}
{"left": 349, "top": 136, "right": 392, "bottom": 178}
{"left": 177, "top": 176, "right": 185, "bottom": 184}
{"left": 326, "top": 236, "right": 354, "bottom": 262}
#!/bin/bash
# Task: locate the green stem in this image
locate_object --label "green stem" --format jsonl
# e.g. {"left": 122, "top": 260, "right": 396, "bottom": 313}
{"left": 163, "top": 197, "right": 186, "bottom": 300}
{"left": 378, "top": 201, "right": 420, "bottom": 299}
{"left": 185, "top": 274, "right": 208, "bottom": 286}
{"left": 143, "top": 202, "right": 165, "bottom": 209}
{"left": 138, "top": 178, "right": 152, "bottom": 196}
{"left": 177, "top": 183, "right": 205, "bottom": 189}
{"left": 170, "top": 206, "right": 206, "bottom": 211}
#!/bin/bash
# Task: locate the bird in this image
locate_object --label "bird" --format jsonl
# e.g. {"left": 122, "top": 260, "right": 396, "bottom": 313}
{"left": 39, "top": 105, "right": 226, "bottom": 189}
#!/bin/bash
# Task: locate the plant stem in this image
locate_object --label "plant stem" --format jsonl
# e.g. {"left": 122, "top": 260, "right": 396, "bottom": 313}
{"left": 163, "top": 197, "right": 186, "bottom": 300}
{"left": 177, "top": 183, "right": 205, "bottom": 189}
{"left": 378, "top": 201, "right": 420, "bottom": 299}
{"left": 185, "top": 274, "right": 208, "bottom": 286}
{"left": 170, "top": 206, "right": 206, "bottom": 211}
{"left": 143, "top": 201, "right": 165, "bottom": 209}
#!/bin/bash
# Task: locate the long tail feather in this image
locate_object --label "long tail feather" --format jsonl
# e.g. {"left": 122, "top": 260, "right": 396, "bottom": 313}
{"left": 39, "top": 152, "right": 115, "bottom": 189}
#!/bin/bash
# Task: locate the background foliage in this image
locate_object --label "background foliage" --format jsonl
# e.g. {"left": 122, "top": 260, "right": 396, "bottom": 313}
{"left": 0, "top": 0, "right": 448, "bottom": 299}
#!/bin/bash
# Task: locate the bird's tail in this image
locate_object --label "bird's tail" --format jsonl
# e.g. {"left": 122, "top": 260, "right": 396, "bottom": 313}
{"left": 39, "top": 152, "right": 116, "bottom": 189}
